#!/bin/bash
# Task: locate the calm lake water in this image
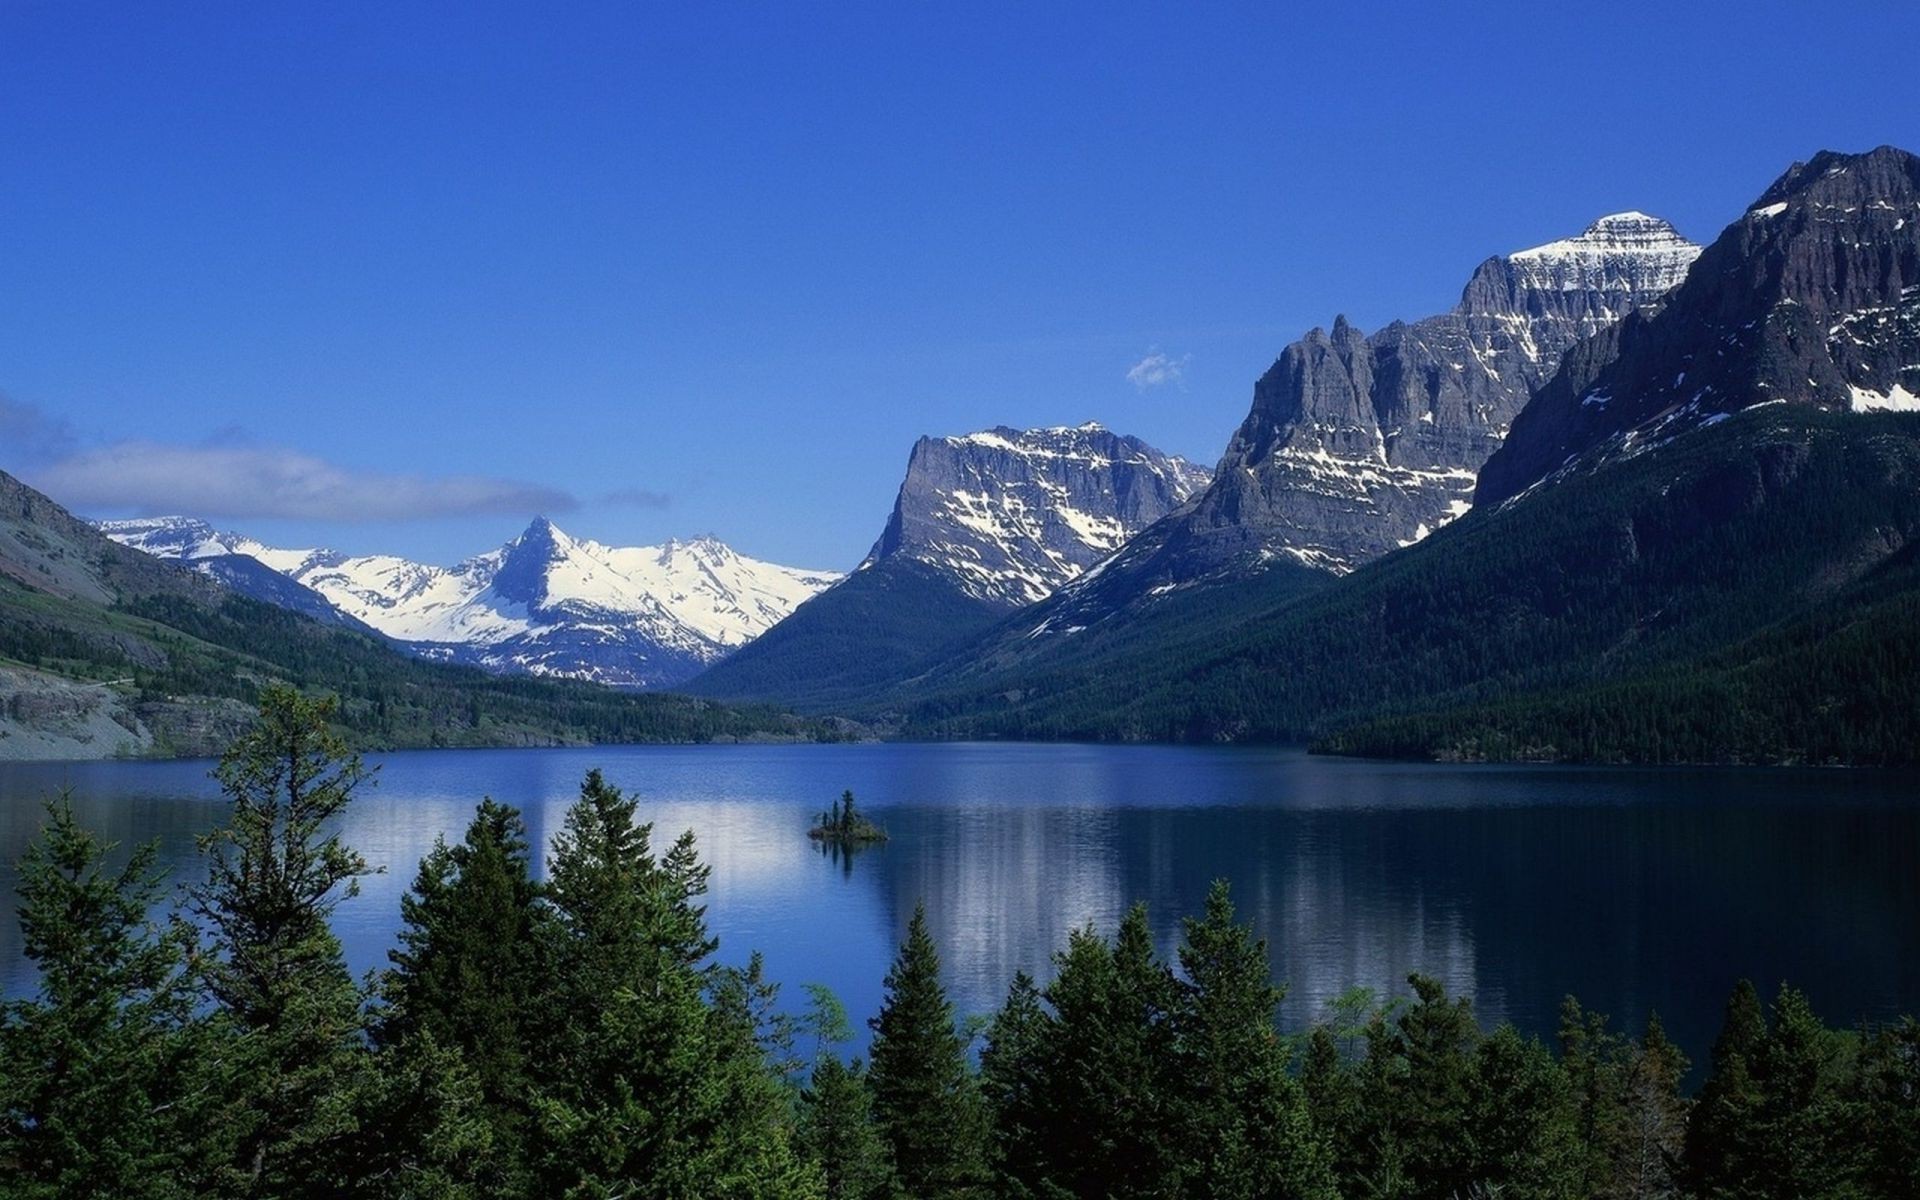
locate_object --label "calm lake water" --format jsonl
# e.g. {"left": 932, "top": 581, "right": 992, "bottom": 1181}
{"left": 2, "top": 743, "right": 1917, "bottom": 1067}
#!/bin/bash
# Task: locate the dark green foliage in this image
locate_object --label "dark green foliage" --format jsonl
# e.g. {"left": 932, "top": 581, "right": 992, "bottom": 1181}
{"left": 1684, "top": 980, "right": 1767, "bottom": 1197}
{"left": 867, "top": 902, "right": 987, "bottom": 1199}
{"left": 1174, "top": 882, "right": 1332, "bottom": 1200}
{"left": 1683, "top": 981, "right": 1877, "bottom": 1200}
{"left": 187, "top": 684, "right": 376, "bottom": 1197}
{"left": 1854, "top": 1018, "right": 1920, "bottom": 1198}
{"left": 377, "top": 797, "right": 549, "bottom": 1192}
{"left": 0, "top": 799, "right": 201, "bottom": 1198}
{"left": 799, "top": 1056, "right": 894, "bottom": 1200}
{"left": 519, "top": 769, "right": 818, "bottom": 1197}
{"left": 882, "top": 409, "right": 1920, "bottom": 765}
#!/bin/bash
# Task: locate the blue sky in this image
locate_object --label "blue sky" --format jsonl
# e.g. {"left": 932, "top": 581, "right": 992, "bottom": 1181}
{"left": 3, "top": 1, "right": 1916, "bottom": 568}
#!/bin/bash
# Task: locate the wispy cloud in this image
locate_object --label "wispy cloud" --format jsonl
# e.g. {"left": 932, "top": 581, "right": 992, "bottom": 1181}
{"left": 601, "top": 486, "right": 673, "bottom": 510}
{"left": 1126, "top": 348, "right": 1189, "bottom": 391}
{"left": 0, "top": 395, "right": 77, "bottom": 464}
{"left": 29, "top": 441, "right": 579, "bottom": 522}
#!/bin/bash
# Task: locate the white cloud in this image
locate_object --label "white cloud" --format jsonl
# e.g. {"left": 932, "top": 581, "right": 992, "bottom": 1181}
{"left": 1126, "top": 349, "right": 1189, "bottom": 391}
{"left": 28, "top": 441, "right": 579, "bottom": 522}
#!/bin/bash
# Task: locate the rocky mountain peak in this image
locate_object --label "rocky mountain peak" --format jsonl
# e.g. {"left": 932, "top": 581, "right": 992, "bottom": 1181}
{"left": 864, "top": 423, "right": 1211, "bottom": 607}
{"left": 1477, "top": 145, "right": 1920, "bottom": 507}
{"left": 1072, "top": 210, "right": 1701, "bottom": 591}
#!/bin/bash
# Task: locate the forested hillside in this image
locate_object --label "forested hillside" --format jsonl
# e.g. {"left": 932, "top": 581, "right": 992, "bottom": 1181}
{"left": 883, "top": 408, "right": 1920, "bottom": 764}
{"left": 0, "top": 470, "right": 832, "bottom": 757}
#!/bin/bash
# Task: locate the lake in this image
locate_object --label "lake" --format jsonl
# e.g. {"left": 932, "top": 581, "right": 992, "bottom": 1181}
{"left": 2, "top": 743, "right": 1917, "bottom": 1068}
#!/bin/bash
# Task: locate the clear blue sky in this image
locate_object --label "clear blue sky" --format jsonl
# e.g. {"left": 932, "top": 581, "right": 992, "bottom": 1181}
{"left": 3, "top": 1, "right": 1916, "bottom": 568}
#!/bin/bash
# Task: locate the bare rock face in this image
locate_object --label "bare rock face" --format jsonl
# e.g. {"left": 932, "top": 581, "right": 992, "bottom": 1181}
{"left": 1022, "top": 214, "right": 1701, "bottom": 634}
{"left": 865, "top": 423, "right": 1211, "bottom": 607}
{"left": 1478, "top": 145, "right": 1920, "bottom": 508}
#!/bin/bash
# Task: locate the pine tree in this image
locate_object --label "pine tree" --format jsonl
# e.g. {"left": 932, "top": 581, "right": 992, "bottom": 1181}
{"left": 1467, "top": 1024, "right": 1579, "bottom": 1199}
{"left": 1854, "top": 1017, "right": 1920, "bottom": 1199}
{"left": 532, "top": 769, "right": 724, "bottom": 1197}
{"left": 378, "top": 797, "right": 549, "bottom": 1193}
{"left": 867, "top": 902, "right": 985, "bottom": 1199}
{"left": 1557, "top": 995, "right": 1628, "bottom": 1197}
{"left": 1749, "top": 984, "right": 1862, "bottom": 1197}
{"left": 1610, "top": 1014, "right": 1689, "bottom": 1200}
{"left": 1684, "top": 979, "right": 1766, "bottom": 1198}
{"left": 800, "top": 1056, "right": 894, "bottom": 1200}
{"left": 186, "top": 685, "right": 375, "bottom": 1198}
{"left": 0, "top": 798, "right": 201, "bottom": 1198}
{"left": 1390, "top": 975, "right": 1474, "bottom": 1198}
{"left": 978, "top": 971, "right": 1049, "bottom": 1195}
{"left": 1174, "top": 880, "right": 1332, "bottom": 1200}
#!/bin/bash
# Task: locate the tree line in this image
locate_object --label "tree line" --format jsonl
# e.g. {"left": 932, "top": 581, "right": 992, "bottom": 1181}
{"left": 1, "top": 687, "right": 1914, "bottom": 1197}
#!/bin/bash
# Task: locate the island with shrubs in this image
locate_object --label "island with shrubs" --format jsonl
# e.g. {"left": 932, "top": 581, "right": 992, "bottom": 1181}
{"left": 809, "top": 789, "right": 888, "bottom": 846}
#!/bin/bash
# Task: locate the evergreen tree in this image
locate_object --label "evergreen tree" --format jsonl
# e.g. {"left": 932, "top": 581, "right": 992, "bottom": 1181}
{"left": 0, "top": 799, "right": 201, "bottom": 1198}
{"left": 1610, "top": 1014, "right": 1689, "bottom": 1200}
{"left": 1300, "top": 1025, "right": 1362, "bottom": 1188}
{"left": 1854, "top": 1017, "right": 1920, "bottom": 1199}
{"left": 378, "top": 797, "right": 549, "bottom": 1194}
{"left": 702, "top": 954, "right": 824, "bottom": 1197}
{"left": 1358, "top": 974, "right": 1480, "bottom": 1200}
{"left": 1174, "top": 880, "right": 1332, "bottom": 1200}
{"left": 1557, "top": 995, "right": 1626, "bottom": 1197}
{"left": 1748, "top": 984, "right": 1862, "bottom": 1198}
{"left": 978, "top": 971, "right": 1049, "bottom": 1196}
{"left": 186, "top": 685, "right": 375, "bottom": 1198}
{"left": 1684, "top": 979, "right": 1767, "bottom": 1198}
{"left": 799, "top": 1055, "right": 894, "bottom": 1200}
{"left": 867, "top": 902, "right": 985, "bottom": 1199}
{"left": 1467, "top": 1024, "right": 1580, "bottom": 1199}
{"left": 532, "top": 769, "right": 730, "bottom": 1197}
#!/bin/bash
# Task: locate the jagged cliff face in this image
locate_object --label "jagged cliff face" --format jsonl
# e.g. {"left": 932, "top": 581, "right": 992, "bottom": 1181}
{"left": 1014, "top": 215, "right": 1702, "bottom": 635}
{"left": 1478, "top": 146, "right": 1920, "bottom": 507}
{"left": 864, "top": 423, "right": 1211, "bottom": 606}
{"left": 1188, "top": 213, "right": 1703, "bottom": 574}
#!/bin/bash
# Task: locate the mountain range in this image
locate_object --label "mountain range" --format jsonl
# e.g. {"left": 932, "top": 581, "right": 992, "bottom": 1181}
{"left": 9, "top": 144, "right": 1918, "bottom": 765}
{"left": 0, "top": 472, "right": 832, "bottom": 759}
{"left": 835, "top": 145, "right": 1920, "bottom": 763}
{"left": 101, "top": 516, "right": 839, "bottom": 689}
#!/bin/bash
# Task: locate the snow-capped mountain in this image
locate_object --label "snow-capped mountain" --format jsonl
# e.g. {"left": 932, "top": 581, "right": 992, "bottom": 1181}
{"left": 864, "top": 422, "right": 1212, "bottom": 606}
{"left": 1000, "top": 212, "right": 1701, "bottom": 641}
{"left": 1479, "top": 145, "right": 1920, "bottom": 506}
{"left": 101, "top": 515, "right": 839, "bottom": 689}
{"left": 683, "top": 422, "right": 1208, "bottom": 707}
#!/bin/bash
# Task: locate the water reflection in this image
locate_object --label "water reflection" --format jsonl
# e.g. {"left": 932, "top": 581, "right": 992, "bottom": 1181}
{"left": 0, "top": 744, "right": 1915, "bottom": 1069}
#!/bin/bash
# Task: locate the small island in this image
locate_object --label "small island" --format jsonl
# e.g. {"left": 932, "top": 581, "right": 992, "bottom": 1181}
{"left": 810, "top": 789, "right": 888, "bottom": 845}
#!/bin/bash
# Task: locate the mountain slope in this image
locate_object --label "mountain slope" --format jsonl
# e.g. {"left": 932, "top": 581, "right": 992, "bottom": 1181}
{"left": 876, "top": 213, "right": 1702, "bottom": 692}
{"left": 1478, "top": 145, "right": 1920, "bottom": 506}
{"left": 1, "top": 472, "right": 833, "bottom": 759}
{"left": 685, "top": 423, "right": 1208, "bottom": 707}
{"left": 890, "top": 406, "right": 1920, "bottom": 762}
{"left": 871, "top": 148, "right": 1920, "bottom": 764}
{"left": 102, "top": 516, "right": 838, "bottom": 689}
